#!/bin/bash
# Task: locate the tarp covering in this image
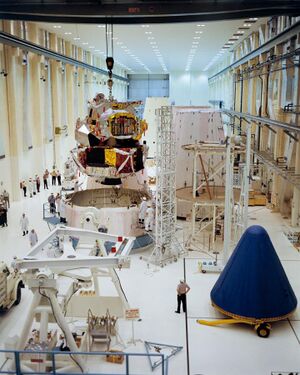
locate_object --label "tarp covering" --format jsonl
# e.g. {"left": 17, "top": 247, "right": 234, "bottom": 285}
{"left": 211, "top": 225, "right": 297, "bottom": 320}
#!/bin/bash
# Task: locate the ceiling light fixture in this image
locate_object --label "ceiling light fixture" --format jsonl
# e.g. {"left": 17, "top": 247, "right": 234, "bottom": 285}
{"left": 64, "top": 32, "right": 72, "bottom": 35}
{"left": 73, "top": 37, "right": 80, "bottom": 40}
{"left": 141, "top": 25, "right": 150, "bottom": 28}
{"left": 197, "top": 24, "right": 205, "bottom": 27}
{"left": 53, "top": 25, "right": 61, "bottom": 29}
{"left": 82, "top": 42, "right": 88, "bottom": 45}
{"left": 97, "top": 25, "right": 105, "bottom": 28}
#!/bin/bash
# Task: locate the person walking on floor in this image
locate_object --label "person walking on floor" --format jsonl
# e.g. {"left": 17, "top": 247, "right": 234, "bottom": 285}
{"left": 175, "top": 280, "right": 190, "bottom": 314}
{"left": 20, "top": 213, "right": 29, "bottom": 236}
{"left": 29, "top": 229, "right": 38, "bottom": 247}
{"left": 43, "top": 169, "right": 49, "bottom": 189}
{"left": 36, "top": 175, "right": 41, "bottom": 193}
{"left": 51, "top": 169, "right": 57, "bottom": 186}
{"left": 57, "top": 170, "right": 62, "bottom": 186}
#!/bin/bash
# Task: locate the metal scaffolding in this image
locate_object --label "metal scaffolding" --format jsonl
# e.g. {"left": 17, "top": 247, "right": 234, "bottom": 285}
{"left": 148, "top": 106, "right": 181, "bottom": 266}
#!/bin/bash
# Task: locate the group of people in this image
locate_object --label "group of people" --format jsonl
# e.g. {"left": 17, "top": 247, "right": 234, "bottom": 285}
{"left": 19, "top": 213, "right": 38, "bottom": 247}
{"left": 0, "top": 190, "right": 10, "bottom": 227}
{"left": 48, "top": 192, "right": 67, "bottom": 223}
{"left": 20, "top": 169, "right": 62, "bottom": 197}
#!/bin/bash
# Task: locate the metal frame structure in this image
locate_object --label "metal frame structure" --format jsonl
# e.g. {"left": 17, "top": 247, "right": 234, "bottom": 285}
{"left": 182, "top": 126, "right": 250, "bottom": 264}
{"left": 11, "top": 226, "right": 136, "bottom": 373}
{"left": 149, "top": 106, "right": 180, "bottom": 266}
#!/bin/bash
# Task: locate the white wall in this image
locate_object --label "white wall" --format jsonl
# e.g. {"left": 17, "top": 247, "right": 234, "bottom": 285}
{"left": 169, "top": 72, "right": 209, "bottom": 106}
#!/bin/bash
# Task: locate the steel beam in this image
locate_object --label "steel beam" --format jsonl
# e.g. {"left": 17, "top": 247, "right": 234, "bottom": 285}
{"left": 209, "top": 21, "right": 300, "bottom": 81}
{"left": 0, "top": 31, "right": 128, "bottom": 82}
{"left": 222, "top": 110, "right": 300, "bottom": 134}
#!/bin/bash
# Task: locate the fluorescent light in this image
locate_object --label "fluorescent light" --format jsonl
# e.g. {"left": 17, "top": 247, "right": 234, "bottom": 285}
{"left": 64, "top": 32, "right": 72, "bottom": 35}
{"left": 53, "top": 25, "right": 61, "bottom": 29}
{"left": 82, "top": 42, "right": 88, "bottom": 45}
{"left": 237, "top": 30, "right": 245, "bottom": 34}
{"left": 195, "top": 31, "right": 203, "bottom": 34}
{"left": 145, "top": 31, "right": 152, "bottom": 34}
{"left": 141, "top": 25, "right": 150, "bottom": 28}
{"left": 89, "top": 46, "right": 95, "bottom": 49}
{"left": 197, "top": 24, "right": 205, "bottom": 27}
{"left": 97, "top": 25, "right": 105, "bottom": 28}
{"left": 73, "top": 37, "right": 80, "bottom": 40}
{"left": 243, "top": 23, "right": 251, "bottom": 27}
{"left": 148, "top": 37, "right": 155, "bottom": 40}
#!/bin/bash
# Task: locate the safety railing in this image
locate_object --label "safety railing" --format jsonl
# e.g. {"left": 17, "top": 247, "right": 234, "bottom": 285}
{"left": 0, "top": 349, "right": 168, "bottom": 375}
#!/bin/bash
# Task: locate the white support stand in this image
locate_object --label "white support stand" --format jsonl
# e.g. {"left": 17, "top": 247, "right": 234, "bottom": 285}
{"left": 127, "top": 320, "right": 143, "bottom": 346}
{"left": 223, "top": 127, "right": 234, "bottom": 264}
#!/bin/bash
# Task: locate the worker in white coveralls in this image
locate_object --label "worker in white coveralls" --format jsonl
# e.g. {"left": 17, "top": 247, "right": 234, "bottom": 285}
{"left": 20, "top": 213, "right": 29, "bottom": 236}
{"left": 29, "top": 229, "right": 38, "bottom": 247}
{"left": 139, "top": 197, "right": 148, "bottom": 227}
{"left": 28, "top": 178, "right": 34, "bottom": 198}
{"left": 144, "top": 203, "right": 155, "bottom": 232}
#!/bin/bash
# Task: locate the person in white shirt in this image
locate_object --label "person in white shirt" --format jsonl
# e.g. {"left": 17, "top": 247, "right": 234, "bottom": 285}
{"left": 29, "top": 229, "right": 38, "bottom": 247}
{"left": 175, "top": 280, "right": 190, "bottom": 314}
{"left": 144, "top": 204, "right": 155, "bottom": 232}
{"left": 20, "top": 213, "right": 29, "bottom": 236}
{"left": 139, "top": 197, "right": 148, "bottom": 227}
{"left": 28, "top": 178, "right": 34, "bottom": 198}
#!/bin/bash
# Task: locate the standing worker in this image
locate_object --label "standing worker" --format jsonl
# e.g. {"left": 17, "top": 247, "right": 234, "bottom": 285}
{"left": 29, "top": 229, "right": 38, "bottom": 247}
{"left": 28, "top": 178, "right": 34, "bottom": 198}
{"left": 21, "top": 180, "right": 27, "bottom": 197}
{"left": 35, "top": 175, "right": 41, "bottom": 193}
{"left": 43, "top": 169, "right": 49, "bottom": 189}
{"left": 142, "top": 140, "right": 149, "bottom": 165}
{"left": 57, "top": 170, "right": 62, "bottom": 186}
{"left": 139, "top": 197, "right": 148, "bottom": 227}
{"left": 2, "top": 190, "right": 9, "bottom": 209}
{"left": 175, "top": 280, "right": 190, "bottom": 314}
{"left": 20, "top": 213, "right": 29, "bottom": 236}
{"left": 51, "top": 168, "right": 57, "bottom": 186}
{"left": 48, "top": 193, "right": 56, "bottom": 214}
{"left": 144, "top": 203, "right": 155, "bottom": 232}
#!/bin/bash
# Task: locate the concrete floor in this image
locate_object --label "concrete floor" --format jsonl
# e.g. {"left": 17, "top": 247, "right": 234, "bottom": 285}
{"left": 0, "top": 187, "right": 299, "bottom": 375}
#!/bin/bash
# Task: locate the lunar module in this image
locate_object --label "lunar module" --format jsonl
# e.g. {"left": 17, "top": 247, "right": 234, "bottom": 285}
{"left": 74, "top": 94, "right": 148, "bottom": 182}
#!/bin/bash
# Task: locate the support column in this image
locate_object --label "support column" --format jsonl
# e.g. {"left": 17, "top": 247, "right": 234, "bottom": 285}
{"left": 223, "top": 125, "right": 233, "bottom": 264}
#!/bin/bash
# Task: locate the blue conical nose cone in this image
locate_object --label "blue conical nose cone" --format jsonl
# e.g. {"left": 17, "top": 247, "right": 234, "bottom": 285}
{"left": 211, "top": 225, "right": 297, "bottom": 320}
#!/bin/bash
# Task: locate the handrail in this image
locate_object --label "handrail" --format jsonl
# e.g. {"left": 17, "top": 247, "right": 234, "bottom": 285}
{"left": 0, "top": 349, "right": 168, "bottom": 375}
